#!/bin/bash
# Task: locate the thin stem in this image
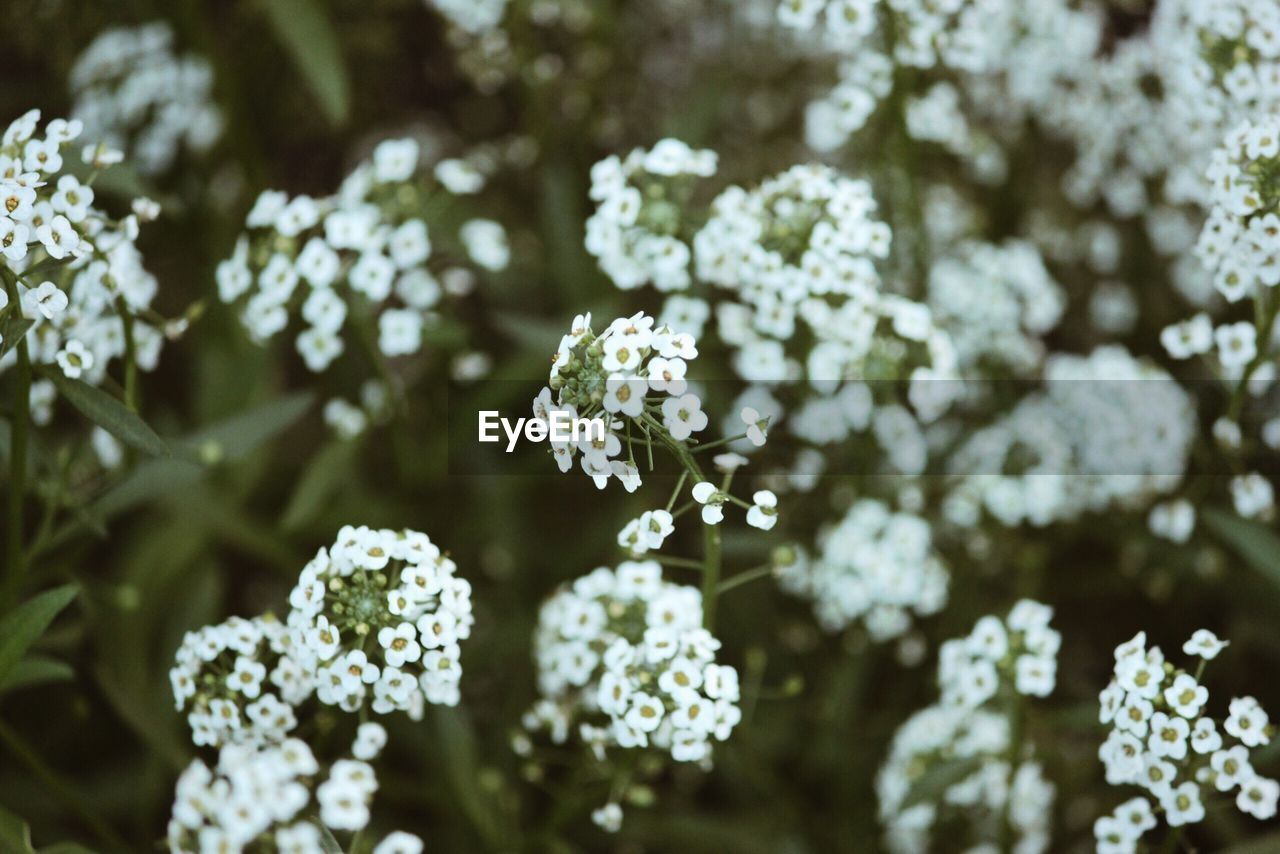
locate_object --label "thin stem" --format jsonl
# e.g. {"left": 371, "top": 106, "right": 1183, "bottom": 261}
{"left": 715, "top": 563, "right": 774, "bottom": 596}
{"left": 665, "top": 470, "right": 688, "bottom": 512}
{"left": 1227, "top": 286, "right": 1279, "bottom": 423}
{"left": 689, "top": 431, "right": 750, "bottom": 454}
{"left": 653, "top": 555, "right": 703, "bottom": 571}
{"left": 3, "top": 270, "right": 30, "bottom": 610}
{"left": 640, "top": 413, "right": 722, "bottom": 629}
{"left": 115, "top": 295, "right": 139, "bottom": 412}
{"left": 702, "top": 522, "right": 722, "bottom": 629}
{"left": 999, "top": 690, "right": 1025, "bottom": 854}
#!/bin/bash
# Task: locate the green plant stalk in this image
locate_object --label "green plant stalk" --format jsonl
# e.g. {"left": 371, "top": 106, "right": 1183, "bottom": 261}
{"left": 3, "top": 269, "right": 30, "bottom": 610}
{"left": 643, "top": 412, "right": 722, "bottom": 630}
{"left": 1227, "top": 285, "right": 1279, "bottom": 423}
{"left": 999, "top": 690, "right": 1025, "bottom": 854}
{"left": 115, "top": 295, "right": 139, "bottom": 412}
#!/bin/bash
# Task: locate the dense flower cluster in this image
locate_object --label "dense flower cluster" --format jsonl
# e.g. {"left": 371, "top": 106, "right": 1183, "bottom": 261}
{"left": 525, "top": 562, "right": 742, "bottom": 768}
{"left": 166, "top": 735, "right": 412, "bottom": 853}
{"left": 286, "top": 526, "right": 473, "bottom": 715}
{"left": 0, "top": 109, "right": 166, "bottom": 387}
{"left": 585, "top": 138, "right": 717, "bottom": 291}
{"left": 777, "top": 498, "right": 947, "bottom": 641}
{"left": 535, "top": 311, "right": 703, "bottom": 489}
{"left": 694, "top": 163, "right": 890, "bottom": 354}
{"left": 877, "top": 601, "right": 1059, "bottom": 854}
{"left": 216, "top": 137, "right": 507, "bottom": 371}
{"left": 1096, "top": 630, "right": 1278, "bottom": 851}
{"left": 946, "top": 347, "right": 1196, "bottom": 527}
{"left": 70, "top": 23, "right": 222, "bottom": 175}
{"left": 170, "top": 615, "right": 313, "bottom": 748}
{"left": 927, "top": 240, "right": 1064, "bottom": 373}
{"left": 937, "top": 600, "right": 1061, "bottom": 708}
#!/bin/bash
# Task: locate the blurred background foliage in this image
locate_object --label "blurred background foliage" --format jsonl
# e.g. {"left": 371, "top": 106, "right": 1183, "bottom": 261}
{"left": 1, "top": 0, "right": 1280, "bottom": 852}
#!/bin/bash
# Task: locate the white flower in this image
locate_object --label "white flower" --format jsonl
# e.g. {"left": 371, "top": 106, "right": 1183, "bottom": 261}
{"left": 1225, "top": 696, "right": 1271, "bottom": 747}
{"left": 746, "top": 490, "right": 779, "bottom": 531}
{"left": 1237, "top": 776, "right": 1280, "bottom": 820}
{"left": 1216, "top": 321, "right": 1258, "bottom": 369}
{"left": 373, "top": 138, "right": 419, "bottom": 183}
{"left": 1163, "top": 674, "right": 1208, "bottom": 719}
{"left": 591, "top": 802, "right": 623, "bottom": 833}
{"left": 25, "top": 281, "right": 67, "bottom": 319}
{"left": 692, "top": 481, "right": 724, "bottom": 525}
{"left": 661, "top": 393, "right": 707, "bottom": 440}
{"left": 1160, "top": 782, "right": 1204, "bottom": 827}
{"left": 352, "top": 722, "right": 388, "bottom": 761}
{"left": 741, "top": 406, "right": 769, "bottom": 447}
{"left": 1147, "top": 712, "right": 1190, "bottom": 761}
{"left": 1211, "top": 745, "right": 1254, "bottom": 792}
{"left": 1183, "top": 630, "right": 1228, "bottom": 660}
{"left": 55, "top": 339, "right": 95, "bottom": 379}
{"left": 373, "top": 831, "right": 425, "bottom": 854}
{"left": 36, "top": 213, "right": 79, "bottom": 258}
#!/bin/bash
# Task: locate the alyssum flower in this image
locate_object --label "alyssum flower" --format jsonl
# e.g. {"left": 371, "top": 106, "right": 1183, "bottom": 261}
{"left": 286, "top": 526, "right": 473, "bottom": 716}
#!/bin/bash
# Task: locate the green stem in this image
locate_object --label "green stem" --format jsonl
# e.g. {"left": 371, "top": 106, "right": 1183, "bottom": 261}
{"left": 1227, "top": 286, "right": 1279, "bottom": 423}
{"left": 3, "top": 270, "right": 30, "bottom": 610}
{"left": 115, "top": 296, "right": 139, "bottom": 413}
{"left": 641, "top": 413, "right": 722, "bottom": 629}
{"left": 702, "top": 522, "right": 722, "bottom": 629}
{"left": 715, "top": 563, "right": 774, "bottom": 596}
{"left": 653, "top": 555, "right": 703, "bottom": 571}
{"left": 689, "top": 431, "right": 751, "bottom": 454}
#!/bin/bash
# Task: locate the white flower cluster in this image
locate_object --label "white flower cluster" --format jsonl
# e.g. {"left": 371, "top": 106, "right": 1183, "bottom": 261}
{"left": 686, "top": 161, "right": 960, "bottom": 434}
{"left": 525, "top": 562, "right": 742, "bottom": 767}
{"left": 804, "top": 51, "right": 892, "bottom": 152}
{"left": 777, "top": 0, "right": 1007, "bottom": 71}
{"left": 777, "top": 498, "right": 947, "bottom": 641}
{"left": 946, "top": 347, "right": 1196, "bottom": 527}
{"left": 694, "top": 162, "right": 890, "bottom": 355}
{"left": 535, "top": 311, "right": 703, "bottom": 490}
{"left": 286, "top": 526, "right": 473, "bottom": 715}
{"left": 216, "top": 138, "right": 508, "bottom": 371}
{"left": 1096, "top": 630, "right": 1278, "bottom": 851}
{"left": 170, "top": 615, "right": 314, "bottom": 749}
{"left": 585, "top": 138, "right": 717, "bottom": 291}
{"left": 0, "top": 109, "right": 166, "bottom": 386}
{"left": 927, "top": 240, "right": 1064, "bottom": 373}
{"left": 167, "top": 733, "right": 417, "bottom": 853}
{"left": 1176, "top": 117, "right": 1280, "bottom": 379}
{"left": 877, "top": 601, "right": 1059, "bottom": 854}
{"left": 69, "top": 23, "right": 222, "bottom": 175}
{"left": 425, "top": 0, "right": 509, "bottom": 35}
{"left": 937, "top": 600, "right": 1061, "bottom": 708}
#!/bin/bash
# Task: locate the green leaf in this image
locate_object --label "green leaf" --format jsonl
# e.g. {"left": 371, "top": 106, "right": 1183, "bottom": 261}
{"left": 260, "top": 0, "right": 350, "bottom": 126}
{"left": 0, "top": 804, "right": 35, "bottom": 854}
{"left": 0, "top": 585, "right": 79, "bottom": 689}
{"left": 0, "top": 655, "right": 74, "bottom": 695}
{"left": 41, "top": 368, "right": 168, "bottom": 457}
{"left": 39, "top": 844, "right": 98, "bottom": 854}
{"left": 1203, "top": 507, "right": 1280, "bottom": 590}
{"left": 281, "top": 437, "right": 359, "bottom": 531}
{"left": 0, "top": 314, "right": 34, "bottom": 361}
{"left": 314, "top": 823, "right": 343, "bottom": 854}
{"left": 179, "top": 391, "right": 314, "bottom": 464}
{"left": 900, "top": 756, "right": 986, "bottom": 811}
